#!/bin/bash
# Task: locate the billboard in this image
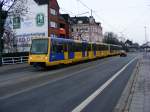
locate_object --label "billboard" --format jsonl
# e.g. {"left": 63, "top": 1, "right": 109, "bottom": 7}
{"left": 12, "top": 0, "right": 48, "bottom": 52}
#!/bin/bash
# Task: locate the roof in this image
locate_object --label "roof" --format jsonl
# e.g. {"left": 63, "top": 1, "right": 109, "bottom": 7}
{"left": 141, "top": 42, "right": 150, "bottom": 47}
{"left": 71, "top": 16, "right": 90, "bottom": 24}
{"left": 34, "top": 0, "right": 49, "bottom": 5}
{"left": 61, "top": 14, "right": 71, "bottom": 23}
{"left": 34, "top": 0, "right": 59, "bottom": 7}
{"left": 50, "top": 0, "right": 60, "bottom": 9}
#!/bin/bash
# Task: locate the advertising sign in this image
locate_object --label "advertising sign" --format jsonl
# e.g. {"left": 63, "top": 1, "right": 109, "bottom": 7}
{"left": 12, "top": 0, "right": 48, "bottom": 52}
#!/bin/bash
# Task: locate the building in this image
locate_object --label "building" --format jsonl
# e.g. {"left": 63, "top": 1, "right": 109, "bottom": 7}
{"left": 141, "top": 42, "right": 150, "bottom": 52}
{"left": 71, "top": 16, "right": 103, "bottom": 42}
{"left": 36, "top": 0, "right": 69, "bottom": 38}
{"left": 60, "top": 14, "right": 72, "bottom": 38}
{"left": 4, "top": 0, "right": 68, "bottom": 52}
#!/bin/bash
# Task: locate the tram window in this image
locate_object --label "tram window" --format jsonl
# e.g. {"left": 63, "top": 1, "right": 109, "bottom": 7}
{"left": 64, "top": 42, "right": 68, "bottom": 51}
{"left": 99, "top": 45, "right": 106, "bottom": 51}
{"left": 87, "top": 44, "right": 91, "bottom": 51}
{"left": 96, "top": 44, "right": 99, "bottom": 51}
{"left": 82, "top": 43, "right": 88, "bottom": 51}
{"left": 74, "top": 43, "right": 82, "bottom": 52}
{"left": 101, "top": 45, "right": 104, "bottom": 51}
{"left": 98, "top": 45, "right": 102, "bottom": 51}
{"left": 92, "top": 44, "right": 96, "bottom": 51}
{"left": 104, "top": 45, "right": 108, "bottom": 50}
{"left": 68, "top": 42, "right": 74, "bottom": 52}
{"left": 98, "top": 44, "right": 101, "bottom": 51}
{"left": 31, "top": 39, "right": 48, "bottom": 54}
{"left": 110, "top": 45, "right": 116, "bottom": 51}
{"left": 115, "top": 46, "right": 118, "bottom": 50}
{"left": 110, "top": 45, "right": 113, "bottom": 51}
{"left": 57, "top": 44, "right": 64, "bottom": 53}
{"left": 52, "top": 41, "right": 64, "bottom": 53}
{"left": 82, "top": 44, "right": 86, "bottom": 51}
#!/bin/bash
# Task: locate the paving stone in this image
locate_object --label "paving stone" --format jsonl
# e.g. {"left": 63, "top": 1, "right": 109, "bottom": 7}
{"left": 129, "top": 53, "right": 150, "bottom": 112}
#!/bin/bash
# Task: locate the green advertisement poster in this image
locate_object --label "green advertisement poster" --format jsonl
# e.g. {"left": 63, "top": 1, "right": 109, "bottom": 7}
{"left": 36, "top": 13, "right": 45, "bottom": 26}
{"left": 13, "top": 17, "right": 21, "bottom": 29}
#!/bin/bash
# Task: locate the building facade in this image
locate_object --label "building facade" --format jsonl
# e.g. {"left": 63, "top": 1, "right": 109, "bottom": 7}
{"left": 71, "top": 16, "right": 103, "bottom": 42}
{"left": 60, "top": 14, "right": 72, "bottom": 38}
{"left": 4, "top": 0, "right": 103, "bottom": 53}
{"left": 5, "top": 0, "right": 49, "bottom": 52}
{"left": 4, "top": 0, "right": 68, "bottom": 52}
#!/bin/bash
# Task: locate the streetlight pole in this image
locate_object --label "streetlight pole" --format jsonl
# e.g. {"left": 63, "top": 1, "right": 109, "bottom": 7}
{"left": 144, "top": 26, "right": 148, "bottom": 52}
{"left": 144, "top": 26, "right": 147, "bottom": 43}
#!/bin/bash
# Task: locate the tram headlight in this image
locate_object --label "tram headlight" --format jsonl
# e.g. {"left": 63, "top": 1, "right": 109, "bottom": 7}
{"left": 45, "top": 56, "right": 48, "bottom": 60}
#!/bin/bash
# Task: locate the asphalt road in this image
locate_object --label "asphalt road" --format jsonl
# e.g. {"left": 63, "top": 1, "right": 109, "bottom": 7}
{"left": 0, "top": 54, "right": 139, "bottom": 112}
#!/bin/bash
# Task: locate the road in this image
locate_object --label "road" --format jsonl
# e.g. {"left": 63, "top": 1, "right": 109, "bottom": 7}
{"left": 0, "top": 53, "right": 139, "bottom": 112}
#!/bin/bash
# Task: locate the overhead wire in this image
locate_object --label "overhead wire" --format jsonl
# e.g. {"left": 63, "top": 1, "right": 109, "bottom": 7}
{"left": 74, "top": 0, "right": 125, "bottom": 35}
{"left": 60, "top": 7, "right": 76, "bottom": 16}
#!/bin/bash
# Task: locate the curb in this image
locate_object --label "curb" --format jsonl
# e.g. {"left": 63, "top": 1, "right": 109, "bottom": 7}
{"left": 113, "top": 58, "right": 140, "bottom": 112}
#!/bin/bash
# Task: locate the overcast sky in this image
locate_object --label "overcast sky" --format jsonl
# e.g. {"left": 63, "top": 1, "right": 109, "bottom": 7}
{"left": 58, "top": 0, "right": 150, "bottom": 44}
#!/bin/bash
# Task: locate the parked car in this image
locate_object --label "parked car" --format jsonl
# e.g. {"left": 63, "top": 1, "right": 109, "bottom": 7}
{"left": 120, "top": 50, "right": 127, "bottom": 57}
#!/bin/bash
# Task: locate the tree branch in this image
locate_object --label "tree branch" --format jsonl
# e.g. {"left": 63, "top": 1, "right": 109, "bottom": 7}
{"left": 7, "top": 0, "right": 16, "bottom": 12}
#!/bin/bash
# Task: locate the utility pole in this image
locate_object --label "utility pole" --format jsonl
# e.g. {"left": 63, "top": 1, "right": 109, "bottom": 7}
{"left": 89, "top": 9, "right": 93, "bottom": 42}
{"left": 144, "top": 26, "right": 148, "bottom": 52}
{"left": 91, "top": 9, "right": 92, "bottom": 17}
{"left": 144, "top": 26, "right": 147, "bottom": 43}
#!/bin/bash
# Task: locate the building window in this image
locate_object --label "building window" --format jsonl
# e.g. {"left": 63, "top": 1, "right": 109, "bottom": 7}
{"left": 71, "top": 28, "right": 74, "bottom": 32}
{"left": 50, "top": 21, "right": 57, "bottom": 28}
{"left": 50, "top": 8, "right": 57, "bottom": 16}
{"left": 78, "top": 20, "right": 83, "bottom": 24}
{"left": 13, "top": 17, "right": 21, "bottom": 29}
{"left": 50, "top": 33, "right": 57, "bottom": 38}
{"left": 77, "top": 28, "right": 78, "bottom": 32}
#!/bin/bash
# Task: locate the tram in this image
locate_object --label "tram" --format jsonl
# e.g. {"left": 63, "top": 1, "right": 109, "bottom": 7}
{"left": 28, "top": 37, "right": 122, "bottom": 68}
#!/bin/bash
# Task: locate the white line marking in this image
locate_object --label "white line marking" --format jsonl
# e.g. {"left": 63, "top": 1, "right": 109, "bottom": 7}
{"left": 72, "top": 57, "right": 137, "bottom": 112}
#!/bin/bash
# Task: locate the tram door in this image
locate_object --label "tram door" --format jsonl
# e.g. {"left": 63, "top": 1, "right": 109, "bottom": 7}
{"left": 82, "top": 42, "right": 87, "bottom": 57}
{"left": 93, "top": 44, "right": 96, "bottom": 56}
{"left": 68, "top": 42, "right": 74, "bottom": 59}
{"left": 87, "top": 43, "right": 91, "bottom": 57}
{"left": 50, "top": 39, "right": 65, "bottom": 62}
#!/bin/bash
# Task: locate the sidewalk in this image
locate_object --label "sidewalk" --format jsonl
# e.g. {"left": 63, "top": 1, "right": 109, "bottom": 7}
{"left": 129, "top": 52, "right": 150, "bottom": 112}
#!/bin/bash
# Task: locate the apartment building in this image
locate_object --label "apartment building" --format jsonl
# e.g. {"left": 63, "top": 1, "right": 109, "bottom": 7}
{"left": 71, "top": 16, "right": 103, "bottom": 42}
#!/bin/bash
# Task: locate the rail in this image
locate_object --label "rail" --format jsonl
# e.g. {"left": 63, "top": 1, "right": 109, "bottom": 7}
{"left": 2, "top": 56, "right": 29, "bottom": 65}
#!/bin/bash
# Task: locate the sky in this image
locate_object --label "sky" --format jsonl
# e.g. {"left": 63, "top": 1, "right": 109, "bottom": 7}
{"left": 58, "top": 0, "right": 150, "bottom": 45}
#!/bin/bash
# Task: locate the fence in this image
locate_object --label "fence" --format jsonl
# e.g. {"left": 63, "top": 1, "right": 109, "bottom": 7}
{"left": 2, "top": 56, "right": 29, "bottom": 65}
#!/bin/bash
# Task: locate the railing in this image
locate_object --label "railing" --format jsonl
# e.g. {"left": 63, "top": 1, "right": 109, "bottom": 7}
{"left": 2, "top": 56, "right": 29, "bottom": 65}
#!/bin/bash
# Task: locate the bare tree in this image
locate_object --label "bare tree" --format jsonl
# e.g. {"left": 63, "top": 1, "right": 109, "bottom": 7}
{"left": 3, "top": 23, "right": 17, "bottom": 53}
{"left": 0, "top": 0, "right": 27, "bottom": 65}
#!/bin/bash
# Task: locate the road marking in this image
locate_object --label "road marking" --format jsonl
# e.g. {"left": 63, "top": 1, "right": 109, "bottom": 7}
{"left": 72, "top": 57, "right": 137, "bottom": 112}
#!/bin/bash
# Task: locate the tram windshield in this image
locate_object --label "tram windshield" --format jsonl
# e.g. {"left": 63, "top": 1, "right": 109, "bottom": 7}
{"left": 30, "top": 39, "right": 48, "bottom": 54}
